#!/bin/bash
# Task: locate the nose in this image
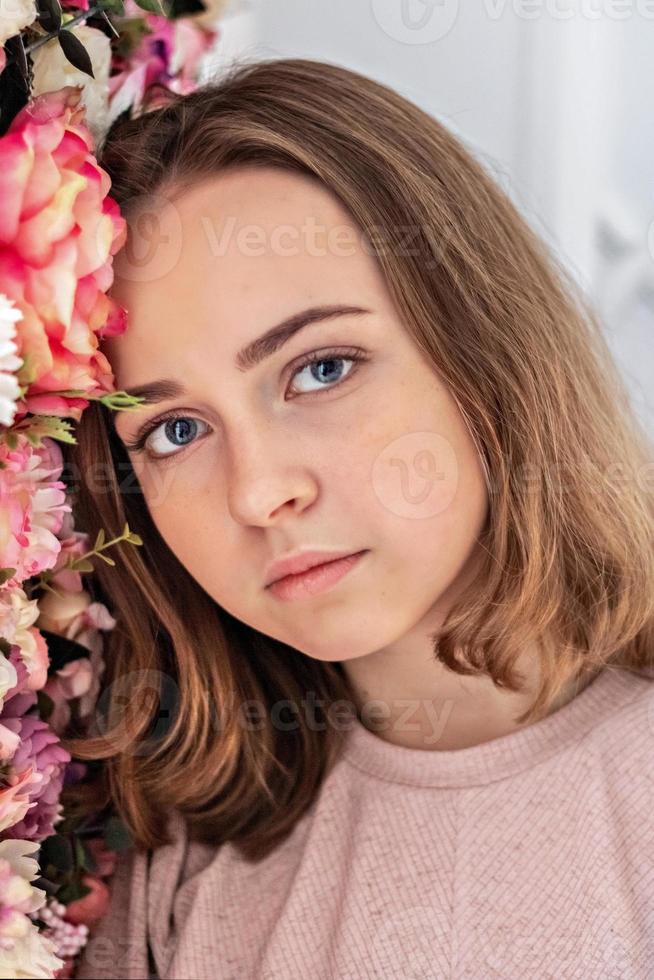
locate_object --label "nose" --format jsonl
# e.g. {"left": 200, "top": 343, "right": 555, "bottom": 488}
{"left": 224, "top": 418, "right": 319, "bottom": 528}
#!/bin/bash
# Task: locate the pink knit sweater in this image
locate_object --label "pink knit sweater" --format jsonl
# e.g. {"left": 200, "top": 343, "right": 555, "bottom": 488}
{"left": 74, "top": 665, "right": 654, "bottom": 979}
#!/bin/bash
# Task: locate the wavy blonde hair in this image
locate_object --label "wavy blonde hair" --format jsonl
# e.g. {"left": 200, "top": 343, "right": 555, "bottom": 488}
{"left": 62, "top": 57, "right": 654, "bottom": 862}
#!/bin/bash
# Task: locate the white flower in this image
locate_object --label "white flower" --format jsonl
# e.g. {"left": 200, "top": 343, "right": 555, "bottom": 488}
{"left": 0, "top": 0, "right": 37, "bottom": 46}
{"left": 0, "top": 586, "right": 42, "bottom": 705}
{"left": 0, "top": 928, "right": 63, "bottom": 980}
{"left": 0, "top": 295, "right": 23, "bottom": 428}
{"left": 31, "top": 24, "right": 111, "bottom": 144}
{"left": 0, "top": 839, "right": 65, "bottom": 978}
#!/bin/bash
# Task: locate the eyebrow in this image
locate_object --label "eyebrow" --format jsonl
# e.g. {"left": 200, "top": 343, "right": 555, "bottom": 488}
{"left": 119, "top": 303, "right": 372, "bottom": 407}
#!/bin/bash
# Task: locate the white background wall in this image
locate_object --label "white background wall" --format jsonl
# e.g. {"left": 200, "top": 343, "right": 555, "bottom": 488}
{"left": 207, "top": 0, "right": 654, "bottom": 434}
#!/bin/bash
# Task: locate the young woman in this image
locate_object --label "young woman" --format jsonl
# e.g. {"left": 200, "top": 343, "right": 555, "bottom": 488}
{"left": 69, "top": 58, "right": 654, "bottom": 979}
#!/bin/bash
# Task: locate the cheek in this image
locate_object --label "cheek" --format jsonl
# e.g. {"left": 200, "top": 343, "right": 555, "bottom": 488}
{"left": 133, "top": 455, "right": 227, "bottom": 566}
{"left": 360, "top": 385, "right": 489, "bottom": 580}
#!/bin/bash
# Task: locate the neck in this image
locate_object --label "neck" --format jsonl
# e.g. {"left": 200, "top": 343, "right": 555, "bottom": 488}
{"left": 341, "top": 633, "right": 587, "bottom": 751}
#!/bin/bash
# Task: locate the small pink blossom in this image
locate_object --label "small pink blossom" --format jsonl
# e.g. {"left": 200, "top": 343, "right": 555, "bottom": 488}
{"left": 0, "top": 435, "right": 71, "bottom": 587}
{"left": 0, "top": 765, "right": 34, "bottom": 835}
{"left": 0, "top": 587, "right": 50, "bottom": 698}
{"left": 0, "top": 700, "right": 71, "bottom": 842}
{"left": 107, "top": 0, "right": 218, "bottom": 126}
{"left": 38, "top": 588, "right": 115, "bottom": 731}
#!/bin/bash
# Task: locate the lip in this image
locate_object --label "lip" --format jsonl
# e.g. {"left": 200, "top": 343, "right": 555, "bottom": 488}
{"left": 264, "top": 548, "right": 366, "bottom": 587}
{"left": 265, "top": 550, "right": 368, "bottom": 602}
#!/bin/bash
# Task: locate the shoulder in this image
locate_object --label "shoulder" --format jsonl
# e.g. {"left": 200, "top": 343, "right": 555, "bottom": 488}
{"left": 587, "top": 670, "right": 654, "bottom": 789}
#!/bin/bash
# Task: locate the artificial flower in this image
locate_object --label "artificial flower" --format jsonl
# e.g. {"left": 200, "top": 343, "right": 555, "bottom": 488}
{"left": 31, "top": 24, "right": 112, "bottom": 144}
{"left": 47, "top": 512, "right": 90, "bottom": 594}
{"left": 1, "top": 695, "right": 71, "bottom": 841}
{"left": 60, "top": 873, "right": 110, "bottom": 925}
{"left": 0, "top": 296, "right": 23, "bottom": 428}
{"left": 107, "top": 0, "right": 217, "bottom": 127}
{"left": 0, "top": 436, "right": 70, "bottom": 587}
{"left": 38, "top": 589, "right": 115, "bottom": 732}
{"left": 0, "top": 587, "right": 49, "bottom": 697}
{"left": 0, "top": 766, "right": 34, "bottom": 835}
{"left": 0, "top": 86, "right": 127, "bottom": 422}
{"left": 0, "top": 0, "right": 37, "bottom": 46}
{"left": 0, "top": 839, "right": 64, "bottom": 978}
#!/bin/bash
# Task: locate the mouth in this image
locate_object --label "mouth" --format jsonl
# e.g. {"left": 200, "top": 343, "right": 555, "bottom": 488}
{"left": 266, "top": 550, "right": 368, "bottom": 602}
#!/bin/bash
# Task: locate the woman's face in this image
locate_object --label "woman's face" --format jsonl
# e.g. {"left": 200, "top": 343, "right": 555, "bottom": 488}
{"left": 106, "top": 166, "right": 489, "bottom": 663}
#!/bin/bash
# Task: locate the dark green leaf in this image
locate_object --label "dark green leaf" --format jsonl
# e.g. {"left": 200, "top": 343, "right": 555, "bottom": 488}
{"left": 58, "top": 29, "right": 95, "bottom": 77}
{"left": 104, "top": 815, "right": 134, "bottom": 851}
{"left": 36, "top": 689, "right": 55, "bottom": 722}
{"left": 4, "top": 35, "right": 29, "bottom": 85}
{"left": 80, "top": 840, "right": 98, "bottom": 874}
{"left": 57, "top": 878, "right": 93, "bottom": 904}
{"left": 36, "top": 0, "right": 62, "bottom": 32}
{"left": 39, "top": 834, "right": 74, "bottom": 872}
{"left": 40, "top": 629, "right": 91, "bottom": 673}
{"left": 167, "top": 0, "right": 206, "bottom": 15}
{"left": 73, "top": 836, "right": 88, "bottom": 870}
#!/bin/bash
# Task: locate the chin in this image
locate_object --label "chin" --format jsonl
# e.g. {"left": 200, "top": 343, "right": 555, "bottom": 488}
{"left": 287, "top": 629, "right": 383, "bottom": 665}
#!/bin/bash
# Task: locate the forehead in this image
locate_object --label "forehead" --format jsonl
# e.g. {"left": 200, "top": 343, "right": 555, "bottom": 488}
{"left": 106, "top": 166, "right": 384, "bottom": 368}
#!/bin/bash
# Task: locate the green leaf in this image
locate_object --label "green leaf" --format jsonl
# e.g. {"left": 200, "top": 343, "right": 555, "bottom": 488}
{"left": 81, "top": 840, "right": 98, "bottom": 873}
{"left": 58, "top": 29, "right": 95, "bottom": 77}
{"left": 15, "top": 415, "right": 77, "bottom": 447}
{"left": 71, "top": 558, "right": 95, "bottom": 573}
{"left": 129, "top": 533, "right": 143, "bottom": 546}
{"left": 37, "top": 579, "right": 65, "bottom": 598}
{"left": 39, "top": 834, "right": 74, "bottom": 872}
{"left": 100, "top": 390, "right": 146, "bottom": 411}
{"left": 94, "top": 528, "right": 106, "bottom": 550}
{"left": 73, "top": 836, "right": 88, "bottom": 870}
{"left": 97, "top": 554, "right": 116, "bottom": 566}
{"left": 100, "top": 0, "right": 125, "bottom": 13}
{"left": 168, "top": 0, "right": 206, "bottom": 14}
{"left": 40, "top": 630, "right": 92, "bottom": 673}
{"left": 57, "top": 878, "right": 93, "bottom": 905}
{"left": 36, "top": 689, "right": 55, "bottom": 721}
{"left": 131, "top": 0, "right": 167, "bottom": 15}
{"left": 104, "top": 815, "right": 133, "bottom": 851}
{"left": 36, "top": 0, "right": 62, "bottom": 32}
{"left": 17, "top": 351, "right": 37, "bottom": 385}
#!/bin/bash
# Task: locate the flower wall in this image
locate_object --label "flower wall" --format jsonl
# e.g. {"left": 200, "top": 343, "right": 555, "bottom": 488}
{"left": 0, "top": 1, "right": 221, "bottom": 975}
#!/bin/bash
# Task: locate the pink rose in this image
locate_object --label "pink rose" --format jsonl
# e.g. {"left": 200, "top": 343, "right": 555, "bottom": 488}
{"left": 0, "top": 86, "right": 127, "bottom": 423}
{"left": 63, "top": 874, "right": 110, "bottom": 925}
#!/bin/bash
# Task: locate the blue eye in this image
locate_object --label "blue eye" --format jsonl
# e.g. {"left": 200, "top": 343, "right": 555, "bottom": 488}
{"left": 146, "top": 417, "right": 208, "bottom": 458}
{"left": 124, "top": 415, "right": 210, "bottom": 460}
{"left": 287, "top": 352, "right": 361, "bottom": 396}
{"left": 124, "top": 346, "right": 368, "bottom": 462}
